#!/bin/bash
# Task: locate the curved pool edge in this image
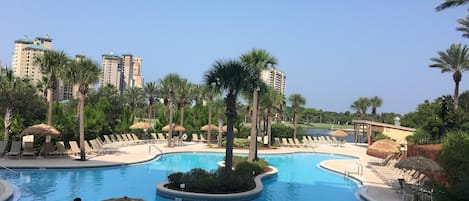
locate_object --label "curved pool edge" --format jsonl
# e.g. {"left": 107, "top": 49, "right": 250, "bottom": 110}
{"left": 0, "top": 179, "right": 15, "bottom": 201}
{"left": 156, "top": 166, "right": 278, "bottom": 201}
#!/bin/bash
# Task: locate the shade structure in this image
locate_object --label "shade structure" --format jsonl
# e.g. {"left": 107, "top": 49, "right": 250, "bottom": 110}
{"left": 162, "top": 124, "right": 186, "bottom": 132}
{"left": 330, "top": 130, "right": 348, "bottom": 137}
{"left": 222, "top": 125, "right": 238, "bottom": 133}
{"left": 368, "top": 139, "right": 400, "bottom": 153}
{"left": 200, "top": 124, "right": 219, "bottom": 132}
{"left": 395, "top": 156, "right": 443, "bottom": 173}
{"left": 20, "top": 124, "right": 60, "bottom": 136}
{"left": 129, "top": 122, "right": 152, "bottom": 129}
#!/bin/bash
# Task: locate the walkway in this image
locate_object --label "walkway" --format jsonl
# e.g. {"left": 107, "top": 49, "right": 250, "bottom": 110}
{"left": 0, "top": 142, "right": 401, "bottom": 201}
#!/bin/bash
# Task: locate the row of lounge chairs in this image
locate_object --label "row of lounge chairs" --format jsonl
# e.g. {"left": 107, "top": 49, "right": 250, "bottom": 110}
{"left": 276, "top": 135, "right": 344, "bottom": 148}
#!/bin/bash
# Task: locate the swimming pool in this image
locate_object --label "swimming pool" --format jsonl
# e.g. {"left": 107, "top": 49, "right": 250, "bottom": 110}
{"left": 1, "top": 153, "right": 359, "bottom": 201}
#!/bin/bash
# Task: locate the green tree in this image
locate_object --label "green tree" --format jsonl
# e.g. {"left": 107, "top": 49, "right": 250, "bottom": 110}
{"left": 370, "top": 96, "right": 383, "bottom": 121}
{"left": 34, "top": 50, "right": 69, "bottom": 127}
{"left": 176, "top": 79, "right": 197, "bottom": 136}
{"left": 144, "top": 82, "right": 159, "bottom": 121}
{"left": 200, "top": 85, "right": 219, "bottom": 147}
{"left": 457, "top": 16, "right": 469, "bottom": 38}
{"left": 351, "top": 97, "right": 371, "bottom": 119}
{"left": 63, "top": 57, "right": 101, "bottom": 161}
{"left": 259, "top": 87, "right": 283, "bottom": 146}
{"left": 288, "top": 93, "right": 306, "bottom": 139}
{"left": 205, "top": 59, "right": 257, "bottom": 173}
{"left": 159, "top": 73, "right": 182, "bottom": 147}
{"left": 430, "top": 43, "right": 469, "bottom": 110}
{"left": 123, "top": 87, "right": 145, "bottom": 120}
{"left": 0, "top": 69, "right": 23, "bottom": 140}
{"left": 435, "top": 0, "right": 469, "bottom": 11}
{"left": 240, "top": 48, "right": 278, "bottom": 161}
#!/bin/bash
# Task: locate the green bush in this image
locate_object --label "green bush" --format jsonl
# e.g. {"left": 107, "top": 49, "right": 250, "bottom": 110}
{"left": 372, "top": 133, "right": 390, "bottom": 141}
{"left": 271, "top": 124, "right": 294, "bottom": 138}
{"left": 238, "top": 126, "right": 251, "bottom": 138}
{"left": 222, "top": 138, "right": 251, "bottom": 148}
{"left": 406, "top": 129, "right": 435, "bottom": 145}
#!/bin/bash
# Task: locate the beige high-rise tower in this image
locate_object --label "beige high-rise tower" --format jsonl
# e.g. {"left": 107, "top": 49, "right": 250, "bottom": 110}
{"left": 121, "top": 54, "right": 134, "bottom": 89}
{"left": 100, "top": 52, "right": 123, "bottom": 91}
{"left": 132, "top": 57, "right": 144, "bottom": 88}
{"left": 260, "top": 67, "right": 286, "bottom": 95}
{"left": 12, "top": 35, "right": 52, "bottom": 84}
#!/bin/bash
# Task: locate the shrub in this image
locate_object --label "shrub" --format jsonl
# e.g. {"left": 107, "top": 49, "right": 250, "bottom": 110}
{"left": 372, "top": 133, "right": 390, "bottom": 141}
{"left": 406, "top": 129, "right": 435, "bottom": 145}
{"left": 222, "top": 138, "right": 251, "bottom": 148}
{"left": 271, "top": 124, "right": 294, "bottom": 138}
{"left": 238, "top": 126, "right": 250, "bottom": 138}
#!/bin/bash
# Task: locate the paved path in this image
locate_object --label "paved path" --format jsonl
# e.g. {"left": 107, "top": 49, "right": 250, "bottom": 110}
{"left": 0, "top": 142, "right": 401, "bottom": 201}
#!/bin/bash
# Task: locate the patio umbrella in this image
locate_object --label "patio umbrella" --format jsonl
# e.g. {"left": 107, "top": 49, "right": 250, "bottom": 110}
{"left": 162, "top": 123, "right": 186, "bottom": 132}
{"left": 129, "top": 122, "right": 152, "bottom": 129}
{"left": 368, "top": 139, "right": 400, "bottom": 153}
{"left": 395, "top": 156, "right": 443, "bottom": 173}
{"left": 21, "top": 124, "right": 60, "bottom": 136}
{"left": 200, "top": 124, "right": 219, "bottom": 132}
{"left": 222, "top": 125, "right": 238, "bottom": 133}
{"left": 330, "top": 130, "right": 348, "bottom": 137}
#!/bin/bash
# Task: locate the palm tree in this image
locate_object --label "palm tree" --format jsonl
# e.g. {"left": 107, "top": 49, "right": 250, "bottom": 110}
{"left": 240, "top": 48, "right": 278, "bottom": 161}
{"left": 176, "top": 79, "right": 197, "bottom": 136}
{"left": 435, "top": 0, "right": 469, "bottom": 11}
{"left": 212, "top": 99, "right": 226, "bottom": 147}
{"left": 34, "top": 50, "right": 69, "bottom": 128}
{"left": 288, "top": 93, "right": 306, "bottom": 140}
{"left": 430, "top": 43, "right": 469, "bottom": 110}
{"left": 351, "top": 97, "right": 371, "bottom": 119}
{"left": 457, "top": 16, "right": 469, "bottom": 38}
{"left": 259, "top": 87, "right": 283, "bottom": 147}
{"left": 205, "top": 59, "right": 257, "bottom": 173}
{"left": 370, "top": 96, "right": 383, "bottom": 121}
{"left": 144, "top": 82, "right": 159, "bottom": 121}
{"left": 123, "top": 87, "right": 146, "bottom": 120}
{"left": 201, "top": 85, "right": 219, "bottom": 147}
{"left": 63, "top": 57, "right": 101, "bottom": 161}
{"left": 0, "top": 69, "right": 23, "bottom": 141}
{"left": 159, "top": 73, "right": 182, "bottom": 147}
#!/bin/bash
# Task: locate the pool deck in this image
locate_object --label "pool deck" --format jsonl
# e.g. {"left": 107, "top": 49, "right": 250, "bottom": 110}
{"left": 0, "top": 142, "right": 401, "bottom": 201}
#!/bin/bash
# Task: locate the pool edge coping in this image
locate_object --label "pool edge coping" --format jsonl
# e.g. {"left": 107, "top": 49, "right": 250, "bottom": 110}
{"left": 0, "top": 179, "right": 14, "bottom": 201}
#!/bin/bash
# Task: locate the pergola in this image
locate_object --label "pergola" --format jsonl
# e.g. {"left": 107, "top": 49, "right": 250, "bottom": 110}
{"left": 352, "top": 120, "right": 416, "bottom": 145}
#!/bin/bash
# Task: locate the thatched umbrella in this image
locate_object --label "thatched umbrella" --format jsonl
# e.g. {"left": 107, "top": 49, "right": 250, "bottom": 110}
{"left": 330, "top": 130, "right": 348, "bottom": 137}
{"left": 129, "top": 122, "right": 152, "bottom": 129}
{"left": 395, "top": 156, "right": 443, "bottom": 173}
{"left": 162, "top": 123, "right": 186, "bottom": 132}
{"left": 200, "top": 124, "right": 219, "bottom": 132}
{"left": 222, "top": 125, "right": 238, "bottom": 133}
{"left": 21, "top": 123, "right": 60, "bottom": 136}
{"left": 368, "top": 139, "right": 400, "bottom": 153}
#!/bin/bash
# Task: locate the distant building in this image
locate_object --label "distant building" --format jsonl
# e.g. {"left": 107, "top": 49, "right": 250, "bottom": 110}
{"left": 260, "top": 67, "right": 286, "bottom": 95}
{"left": 132, "top": 57, "right": 144, "bottom": 88}
{"left": 100, "top": 52, "right": 140, "bottom": 91}
{"left": 12, "top": 35, "right": 52, "bottom": 85}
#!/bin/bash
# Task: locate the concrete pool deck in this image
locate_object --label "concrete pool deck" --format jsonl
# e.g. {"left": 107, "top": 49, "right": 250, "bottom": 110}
{"left": 0, "top": 142, "right": 401, "bottom": 201}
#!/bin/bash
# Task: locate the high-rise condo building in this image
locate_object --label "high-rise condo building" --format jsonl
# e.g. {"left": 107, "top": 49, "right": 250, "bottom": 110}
{"left": 100, "top": 52, "right": 138, "bottom": 91}
{"left": 12, "top": 35, "right": 52, "bottom": 84}
{"left": 132, "top": 57, "right": 144, "bottom": 88}
{"left": 260, "top": 67, "right": 286, "bottom": 95}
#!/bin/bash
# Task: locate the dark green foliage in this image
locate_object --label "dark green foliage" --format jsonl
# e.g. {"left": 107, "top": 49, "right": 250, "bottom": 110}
{"left": 238, "top": 126, "right": 250, "bottom": 138}
{"left": 271, "top": 124, "right": 294, "bottom": 138}
{"left": 436, "top": 131, "right": 469, "bottom": 200}
{"left": 406, "top": 129, "right": 434, "bottom": 145}
{"left": 372, "top": 133, "right": 390, "bottom": 141}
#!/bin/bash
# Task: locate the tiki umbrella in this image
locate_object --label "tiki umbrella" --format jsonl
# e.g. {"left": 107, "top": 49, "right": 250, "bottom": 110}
{"left": 200, "top": 124, "right": 219, "bottom": 132}
{"left": 222, "top": 125, "right": 238, "bottom": 133}
{"left": 162, "top": 124, "right": 186, "bottom": 132}
{"left": 395, "top": 156, "right": 443, "bottom": 173}
{"left": 330, "top": 130, "right": 348, "bottom": 137}
{"left": 129, "top": 122, "right": 152, "bottom": 129}
{"left": 368, "top": 139, "right": 400, "bottom": 153}
{"left": 21, "top": 123, "right": 61, "bottom": 136}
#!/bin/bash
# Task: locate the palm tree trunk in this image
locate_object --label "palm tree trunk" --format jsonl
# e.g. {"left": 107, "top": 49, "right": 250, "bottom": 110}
{"left": 267, "top": 113, "right": 272, "bottom": 147}
{"left": 207, "top": 105, "right": 212, "bottom": 147}
{"left": 217, "top": 118, "right": 223, "bottom": 147}
{"left": 168, "top": 101, "right": 174, "bottom": 147}
{"left": 293, "top": 107, "right": 298, "bottom": 139}
{"left": 179, "top": 105, "right": 185, "bottom": 138}
{"left": 46, "top": 88, "right": 54, "bottom": 143}
{"left": 454, "top": 80, "right": 460, "bottom": 110}
{"left": 224, "top": 94, "right": 236, "bottom": 174}
{"left": 3, "top": 106, "right": 12, "bottom": 141}
{"left": 79, "top": 92, "right": 86, "bottom": 161}
{"left": 248, "top": 89, "right": 258, "bottom": 162}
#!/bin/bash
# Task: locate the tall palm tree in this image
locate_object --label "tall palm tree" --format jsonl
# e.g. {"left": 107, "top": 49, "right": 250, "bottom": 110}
{"left": 457, "top": 16, "right": 469, "bottom": 38}
{"left": 370, "top": 96, "right": 383, "bottom": 121}
{"left": 351, "top": 97, "right": 371, "bottom": 119}
{"left": 240, "top": 48, "right": 278, "bottom": 161}
{"left": 176, "top": 79, "right": 197, "bottom": 136}
{"left": 123, "top": 87, "right": 146, "bottom": 120}
{"left": 201, "top": 85, "right": 219, "bottom": 147}
{"left": 435, "top": 0, "right": 469, "bottom": 11}
{"left": 159, "top": 73, "right": 182, "bottom": 147}
{"left": 288, "top": 93, "right": 306, "bottom": 139}
{"left": 259, "top": 87, "right": 283, "bottom": 147}
{"left": 0, "top": 69, "right": 23, "bottom": 141}
{"left": 34, "top": 50, "right": 69, "bottom": 127}
{"left": 205, "top": 59, "right": 257, "bottom": 173}
{"left": 63, "top": 57, "right": 101, "bottom": 161}
{"left": 430, "top": 43, "right": 469, "bottom": 110}
{"left": 144, "top": 82, "right": 159, "bottom": 121}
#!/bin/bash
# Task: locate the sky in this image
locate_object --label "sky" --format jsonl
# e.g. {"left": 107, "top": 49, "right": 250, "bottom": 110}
{"left": 0, "top": 1, "right": 468, "bottom": 115}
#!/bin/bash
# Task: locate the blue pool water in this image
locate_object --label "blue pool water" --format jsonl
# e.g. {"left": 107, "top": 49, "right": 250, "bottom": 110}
{"left": 1, "top": 153, "right": 359, "bottom": 201}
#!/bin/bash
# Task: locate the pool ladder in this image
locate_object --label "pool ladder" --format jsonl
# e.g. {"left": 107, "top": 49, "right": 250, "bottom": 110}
{"left": 344, "top": 163, "right": 364, "bottom": 179}
{"left": 148, "top": 144, "right": 163, "bottom": 155}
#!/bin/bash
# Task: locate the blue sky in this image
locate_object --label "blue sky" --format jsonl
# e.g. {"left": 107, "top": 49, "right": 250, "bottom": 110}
{"left": 0, "top": 1, "right": 467, "bottom": 114}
